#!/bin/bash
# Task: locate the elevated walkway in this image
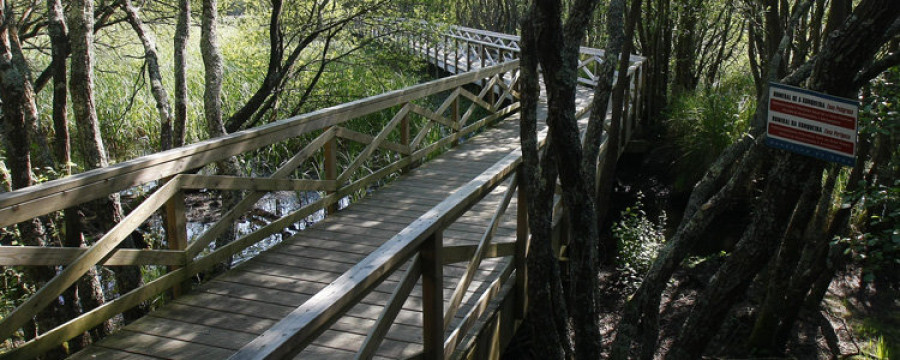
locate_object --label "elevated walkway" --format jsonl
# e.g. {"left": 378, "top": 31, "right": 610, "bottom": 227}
{"left": 0, "top": 23, "right": 645, "bottom": 360}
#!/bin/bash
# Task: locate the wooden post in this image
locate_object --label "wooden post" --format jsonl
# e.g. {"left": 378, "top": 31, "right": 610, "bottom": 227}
{"left": 514, "top": 172, "right": 529, "bottom": 320}
{"left": 451, "top": 96, "right": 460, "bottom": 146}
{"left": 636, "top": 64, "right": 646, "bottom": 134}
{"left": 400, "top": 109, "right": 411, "bottom": 172}
{"left": 443, "top": 36, "right": 449, "bottom": 71}
{"left": 164, "top": 188, "right": 188, "bottom": 298}
{"left": 454, "top": 38, "right": 460, "bottom": 73}
{"left": 480, "top": 44, "right": 486, "bottom": 69}
{"left": 489, "top": 81, "right": 497, "bottom": 111}
{"left": 324, "top": 127, "right": 338, "bottom": 214}
{"left": 622, "top": 75, "right": 633, "bottom": 153}
{"left": 466, "top": 42, "right": 471, "bottom": 72}
{"left": 425, "top": 34, "right": 437, "bottom": 66}
{"left": 421, "top": 231, "right": 444, "bottom": 360}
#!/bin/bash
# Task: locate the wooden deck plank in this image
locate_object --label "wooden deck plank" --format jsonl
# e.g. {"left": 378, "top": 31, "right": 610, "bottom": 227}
{"left": 93, "top": 331, "right": 236, "bottom": 359}
{"left": 69, "top": 346, "right": 161, "bottom": 360}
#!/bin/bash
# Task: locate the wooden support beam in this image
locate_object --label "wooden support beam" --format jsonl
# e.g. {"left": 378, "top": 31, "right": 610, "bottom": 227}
{"left": 356, "top": 255, "right": 422, "bottom": 360}
{"left": 324, "top": 126, "right": 339, "bottom": 215}
{"left": 422, "top": 231, "right": 444, "bottom": 360}
{"left": 164, "top": 188, "right": 188, "bottom": 298}
{"left": 0, "top": 247, "right": 184, "bottom": 266}
{"left": 515, "top": 172, "right": 529, "bottom": 320}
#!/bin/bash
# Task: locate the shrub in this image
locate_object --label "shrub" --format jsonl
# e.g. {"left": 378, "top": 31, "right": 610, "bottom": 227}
{"left": 665, "top": 74, "right": 755, "bottom": 192}
{"left": 612, "top": 192, "right": 666, "bottom": 276}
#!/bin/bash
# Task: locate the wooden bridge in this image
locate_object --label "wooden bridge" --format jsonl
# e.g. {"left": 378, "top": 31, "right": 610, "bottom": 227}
{"left": 0, "top": 23, "right": 645, "bottom": 360}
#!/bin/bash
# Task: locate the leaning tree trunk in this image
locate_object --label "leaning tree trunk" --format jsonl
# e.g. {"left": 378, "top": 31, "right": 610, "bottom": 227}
{"left": 68, "top": 0, "right": 147, "bottom": 324}
{"left": 663, "top": 1, "right": 900, "bottom": 358}
{"left": 122, "top": 0, "right": 174, "bottom": 151}
{"left": 665, "top": 154, "right": 823, "bottom": 359}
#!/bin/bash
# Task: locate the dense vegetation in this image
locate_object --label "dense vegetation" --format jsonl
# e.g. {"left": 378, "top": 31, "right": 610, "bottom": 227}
{"left": 1, "top": 0, "right": 898, "bottom": 359}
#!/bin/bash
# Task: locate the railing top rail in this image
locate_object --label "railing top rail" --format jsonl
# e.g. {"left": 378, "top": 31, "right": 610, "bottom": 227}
{"left": 443, "top": 33, "right": 521, "bottom": 52}
{"left": 0, "top": 60, "right": 520, "bottom": 228}
{"left": 447, "top": 24, "right": 522, "bottom": 41}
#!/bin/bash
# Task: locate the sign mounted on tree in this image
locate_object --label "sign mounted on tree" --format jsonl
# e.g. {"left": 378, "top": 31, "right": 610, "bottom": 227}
{"left": 765, "top": 82, "right": 859, "bottom": 166}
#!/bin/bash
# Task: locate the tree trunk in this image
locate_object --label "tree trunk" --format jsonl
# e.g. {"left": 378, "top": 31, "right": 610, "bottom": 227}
{"left": 672, "top": 0, "right": 700, "bottom": 93}
{"left": 47, "top": 0, "right": 70, "bottom": 173}
{"left": 746, "top": 165, "right": 836, "bottom": 354}
{"left": 173, "top": 0, "right": 189, "bottom": 147}
{"left": 594, "top": 0, "right": 640, "bottom": 266}
{"left": 68, "top": 0, "right": 108, "bottom": 171}
{"left": 0, "top": 9, "right": 67, "bottom": 357}
{"left": 122, "top": 0, "right": 174, "bottom": 151}
{"left": 48, "top": 0, "right": 106, "bottom": 350}
{"left": 224, "top": 0, "right": 284, "bottom": 132}
{"left": 662, "top": 0, "right": 900, "bottom": 357}
{"left": 201, "top": 0, "right": 239, "bottom": 271}
{"left": 201, "top": 0, "right": 227, "bottom": 140}
{"left": 518, "top": 9, "right": 569, "bottom": 358}
{"left": 533, "top": 0, "right": 603, "bottom": 356}
{"left": 666, "top": 154, "right": 823, "bottom": 360}
{"left": 68, "top": 0, "right": 147, "bottom": 324}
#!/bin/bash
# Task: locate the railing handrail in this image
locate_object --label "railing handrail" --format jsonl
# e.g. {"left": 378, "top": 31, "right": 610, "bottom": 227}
{"left": 228, "top": 149, "right": 523, "bottom": 360}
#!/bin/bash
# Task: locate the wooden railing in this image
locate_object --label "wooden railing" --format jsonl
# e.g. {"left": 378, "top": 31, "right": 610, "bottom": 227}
{"left": 372, "top": 20, "right": 647, "bottom": 145}
{"left": 226, "top": 23, "right": 649, "bottom": 360}
{"left": 370, "top": 21, "right": 645, "bottom": 88}
{"left": 0, "top": 57, "right": 521, "bottom": 359}
{"left": 229, "top": 149, "right": 526, "bottom": 360}
{"left": 0, "top": 21, "right": 647, "bottom": 360}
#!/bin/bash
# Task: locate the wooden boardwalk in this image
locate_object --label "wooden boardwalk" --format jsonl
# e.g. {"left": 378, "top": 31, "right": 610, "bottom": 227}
{"left": 0, "top": 24, "right": 643, "bottom": 360}
{"left": 69, "top": 118, "right": 526, "bottom": 359}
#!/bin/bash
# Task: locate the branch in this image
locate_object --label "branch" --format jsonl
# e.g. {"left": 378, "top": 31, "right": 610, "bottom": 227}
{"left": 853, "top": 51, "right": 900, "bottom": 88}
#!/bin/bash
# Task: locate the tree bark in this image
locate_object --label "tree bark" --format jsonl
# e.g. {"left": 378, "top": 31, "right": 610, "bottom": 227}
{"left": 68, "top": 0, "right": 108, "bottom": 171}
{"left": 519, "top": 9, "right": 569, "bottom": 358}
{"left": 672, "top": 0, "right": 700, "bottom": 93}
{"left": 122, "top": 0, "right": 174, "bottom": 151}
{"left": 68, "top": 0, "right": 147, "bottom": 324}
{"left": 0, "top": 7, "right": 67, "bottom": 357}
{"left": 173, "top": 0, "right": 189, "bottom": 147}
{"left": 532, "top": 0, "right": 605, "bottom": 357}
{"left": 47, "top": 0, "right": 69, "bottom": 173}
{"left": 201, "top": 0, "right": 239, "bottom": 271}
{"left": 666, "top": 154, "right": 823, "bottom": 360}
{"left": 662, "top": 1, "right": 900, "bottom": 357}
{"left": 746, "top": 164, "right": 833, "bottom": 354}
{"left": 201, "top": 0, "right": 225, "bottom": 140}
{"left": 594, "top": 0, "right": 640, "bottom": 266}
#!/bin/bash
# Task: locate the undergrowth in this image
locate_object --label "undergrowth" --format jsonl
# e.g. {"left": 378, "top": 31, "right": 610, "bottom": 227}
{"left": 612, "top": 192, "right": 666, "bottom": 285}
{"left": 665, "top": 74, "right": 755, "bottom": 193}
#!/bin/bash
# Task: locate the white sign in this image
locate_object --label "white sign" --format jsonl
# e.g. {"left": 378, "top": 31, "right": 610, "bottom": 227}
{"left": 765, "top": 82, "right": 859, "bottom": 166}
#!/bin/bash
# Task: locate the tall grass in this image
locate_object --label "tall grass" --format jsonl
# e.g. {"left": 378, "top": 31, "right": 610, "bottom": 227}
{"left": 664, "top": 74, "right": 755, "bottom": 192}
{"left": 23, "top": 15, "right": 430, "bottom": 174}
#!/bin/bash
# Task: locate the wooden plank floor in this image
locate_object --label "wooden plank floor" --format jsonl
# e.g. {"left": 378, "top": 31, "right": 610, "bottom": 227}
{"left": 69, "top": 44, "right": 597, "bottom": 360}
{"left": 70, "top": 117, "right": 527, "bottom": 360}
